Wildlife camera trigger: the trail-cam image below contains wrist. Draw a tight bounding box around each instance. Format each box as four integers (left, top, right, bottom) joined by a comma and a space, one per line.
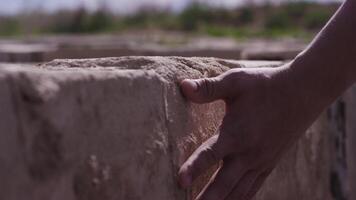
286, 54, 351, 111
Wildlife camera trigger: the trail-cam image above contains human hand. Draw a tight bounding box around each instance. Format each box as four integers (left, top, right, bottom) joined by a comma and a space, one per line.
178, 64, 326, 200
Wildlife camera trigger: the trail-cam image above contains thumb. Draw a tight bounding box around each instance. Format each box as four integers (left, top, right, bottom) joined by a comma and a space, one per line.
180, 77, 227, 103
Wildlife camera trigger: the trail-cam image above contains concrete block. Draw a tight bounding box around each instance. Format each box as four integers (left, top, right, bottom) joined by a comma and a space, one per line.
0, 57, 341, 200
240, 40, 305, 61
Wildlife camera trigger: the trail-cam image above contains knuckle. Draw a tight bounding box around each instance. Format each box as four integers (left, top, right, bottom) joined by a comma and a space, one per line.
197, 78, 219, 99
243, 176, 267, 200
219, 122, 245, 150
223, 68, 247, 82
222, 68, 268, 96
202, 145, 220, 164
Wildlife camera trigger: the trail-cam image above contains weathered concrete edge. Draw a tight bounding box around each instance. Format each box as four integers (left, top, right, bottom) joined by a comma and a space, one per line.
0, 64, 177, 200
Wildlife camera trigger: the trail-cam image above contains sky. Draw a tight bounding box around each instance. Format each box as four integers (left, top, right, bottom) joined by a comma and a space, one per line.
0, 0, 343, 15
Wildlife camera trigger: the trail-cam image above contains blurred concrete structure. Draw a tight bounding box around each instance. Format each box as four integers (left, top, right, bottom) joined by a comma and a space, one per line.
0, 57, 354, 200
240, 40, 306, 60
0, 44, 56, 63
0, 34, 306, 63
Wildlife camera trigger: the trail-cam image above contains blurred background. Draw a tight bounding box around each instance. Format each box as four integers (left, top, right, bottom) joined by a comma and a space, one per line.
0, 0, 344, 63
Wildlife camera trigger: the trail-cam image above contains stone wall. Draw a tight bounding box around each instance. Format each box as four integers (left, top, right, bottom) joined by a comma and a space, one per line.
0, 57, 353, 200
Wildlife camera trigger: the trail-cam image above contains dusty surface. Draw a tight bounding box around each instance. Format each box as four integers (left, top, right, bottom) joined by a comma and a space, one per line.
0, 56, 339, 200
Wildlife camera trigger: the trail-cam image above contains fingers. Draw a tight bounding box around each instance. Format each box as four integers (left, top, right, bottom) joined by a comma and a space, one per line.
224, 170, 259, 200
243, 171, 270, 200
195, 159, 246, 200
180, 76, 228, 103
225, 170, 271, 200
178, 135, 227, 188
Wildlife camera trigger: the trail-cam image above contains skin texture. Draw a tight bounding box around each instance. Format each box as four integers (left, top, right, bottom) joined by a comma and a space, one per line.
178, 0, 356, 199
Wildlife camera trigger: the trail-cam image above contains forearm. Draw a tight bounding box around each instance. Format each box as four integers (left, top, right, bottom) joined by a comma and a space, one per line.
288, 0, 356, 108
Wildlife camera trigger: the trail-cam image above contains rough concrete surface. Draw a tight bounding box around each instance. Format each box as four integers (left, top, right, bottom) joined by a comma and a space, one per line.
0, 56, 342, 200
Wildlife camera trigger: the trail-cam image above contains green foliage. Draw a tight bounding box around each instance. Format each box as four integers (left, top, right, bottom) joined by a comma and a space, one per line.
285, 2, 308, 19
265, 11, 291, 30
48, 8, 114, 33
0, 17, 21, 36
87, 10, 113, 32
69, 8, 89, 33
203, 25, 312, 40
304, 9, 331, 30
179, 3, 212, 31
261, 2, 335, 32
0, 2, 340, 39
119, 10, 179, 31
237, 8, 254, 25
123, 11, 150, 27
